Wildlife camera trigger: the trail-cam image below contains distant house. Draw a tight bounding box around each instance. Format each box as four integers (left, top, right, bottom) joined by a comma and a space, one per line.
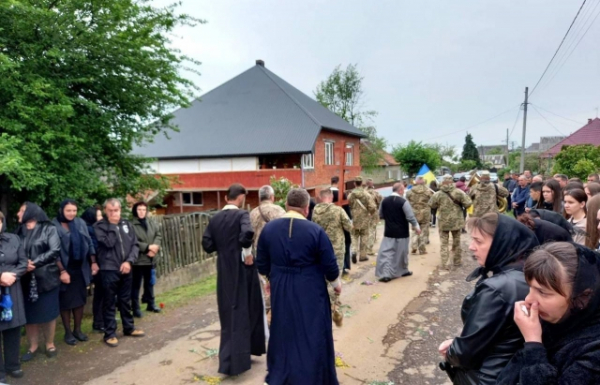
541, 118, 600, 158
525, 136, 565, 154
132, 60, 365, 213
361, 149, 402, 184
477, 144, 507, 157
524, 143, 540, 154
481, 154, 506, 169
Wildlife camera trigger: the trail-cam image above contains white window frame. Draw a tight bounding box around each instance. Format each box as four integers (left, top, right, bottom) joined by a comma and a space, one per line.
181, 191, 204, 206
324, 142, 334, 165
302, 153, 314, 169
345, 144, 354, 166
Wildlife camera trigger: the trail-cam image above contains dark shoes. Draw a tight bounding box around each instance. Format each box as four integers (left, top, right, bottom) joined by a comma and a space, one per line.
401, 271, 413, 277
73, 330, 89, 342
133, 308, 144, 318
93, 325, 105, 334
8, 369, 24, 379
46, 347, 58, 358
146, 305, 162, 313
379, 277, 392, 283
21, 350, 38, 362
351, 252, 357, 264
64, 334, 78, 346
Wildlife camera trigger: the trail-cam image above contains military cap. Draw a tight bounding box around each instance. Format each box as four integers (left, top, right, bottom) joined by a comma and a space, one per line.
355, 176, 363, 182
481, 170, 491, 177
443, 174, 453, 182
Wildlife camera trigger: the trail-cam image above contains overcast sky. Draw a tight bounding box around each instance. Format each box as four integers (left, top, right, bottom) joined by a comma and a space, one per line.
153, 0, 600, 151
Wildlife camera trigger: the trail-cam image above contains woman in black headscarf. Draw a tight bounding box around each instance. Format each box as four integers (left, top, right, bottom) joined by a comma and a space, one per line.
497, 242, 600, 384
530, 209, 573, 233
81, 206, 105, 332
0, 211, 27, 382
438, 213, 539, 385
15, 202, 61, 361
52, 200, 97, 345
517, 213, 572, 245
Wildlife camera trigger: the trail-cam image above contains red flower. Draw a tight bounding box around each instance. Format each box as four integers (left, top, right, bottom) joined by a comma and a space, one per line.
159, 302, 165, 309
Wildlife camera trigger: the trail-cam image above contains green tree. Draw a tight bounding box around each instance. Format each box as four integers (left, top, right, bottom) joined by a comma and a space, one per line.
458, 160, 477, 172
461, 134, 482, 168
392, 141, 441, 176
552, 144, 600, 180
487, 147, 504, 155
0, 0, 201, 218
314, 64, 386, 171
270, 176, 298, 209
508, 152, 540, 173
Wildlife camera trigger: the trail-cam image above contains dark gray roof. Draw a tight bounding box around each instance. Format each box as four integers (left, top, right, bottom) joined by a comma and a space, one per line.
133, 63, 366, 159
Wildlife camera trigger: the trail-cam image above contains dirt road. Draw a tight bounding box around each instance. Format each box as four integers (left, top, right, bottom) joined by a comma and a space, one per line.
15, 225, 474, 385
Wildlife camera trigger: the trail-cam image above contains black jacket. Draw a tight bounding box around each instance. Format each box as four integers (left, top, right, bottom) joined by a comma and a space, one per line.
18, 222, 61, 293
497, 245, 600, 385
52, 217, 96, 289
131, 217, 162, 266
444, 215, 539, 385
0, 232, 28, 331
93, 219, 139, 271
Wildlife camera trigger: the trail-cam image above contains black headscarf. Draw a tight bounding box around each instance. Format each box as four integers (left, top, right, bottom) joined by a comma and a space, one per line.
21, 202, 49, 224
532, 218, 573, 245
132, 201, 148, 231
81, 207, 100, 227
57, 199, 85, 261
542, 244, 600, 348
530, 209, 573, 233
467, 214, 540, 282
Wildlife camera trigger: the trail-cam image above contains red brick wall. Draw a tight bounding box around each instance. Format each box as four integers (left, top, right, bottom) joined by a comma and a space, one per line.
162, 191, 260, 214
304, 129, 361, 194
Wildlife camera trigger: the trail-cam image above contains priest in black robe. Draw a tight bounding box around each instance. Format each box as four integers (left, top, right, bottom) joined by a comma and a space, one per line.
202, 184, 266, 376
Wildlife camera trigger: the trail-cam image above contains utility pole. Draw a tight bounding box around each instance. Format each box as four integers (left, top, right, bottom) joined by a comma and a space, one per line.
505, 128, 509, 169
519, 87, 529, 173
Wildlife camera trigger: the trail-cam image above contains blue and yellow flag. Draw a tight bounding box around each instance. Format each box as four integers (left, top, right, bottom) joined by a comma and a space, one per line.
417, 164, 436, 185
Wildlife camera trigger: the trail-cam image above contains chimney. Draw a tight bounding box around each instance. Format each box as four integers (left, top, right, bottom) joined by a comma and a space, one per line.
256, 59, 265, 67
588, 118, 593, 124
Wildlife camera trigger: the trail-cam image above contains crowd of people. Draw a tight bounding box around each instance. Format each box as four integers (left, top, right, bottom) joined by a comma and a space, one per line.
0, 198, 162, 382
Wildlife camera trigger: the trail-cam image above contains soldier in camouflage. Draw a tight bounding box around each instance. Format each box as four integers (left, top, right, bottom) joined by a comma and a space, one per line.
250, 185, 286, 250
469, 170, 509, 218
405, 176, 433, 254
428, 174, 472, 269
349, 177, 377, 262
366, 178, 383, 256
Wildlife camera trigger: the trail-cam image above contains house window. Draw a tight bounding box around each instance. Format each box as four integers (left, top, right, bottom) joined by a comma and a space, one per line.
302, 153, 314, 169
182, 192, 203, 206
345, 144, 354, 166
324, 142, 334, 165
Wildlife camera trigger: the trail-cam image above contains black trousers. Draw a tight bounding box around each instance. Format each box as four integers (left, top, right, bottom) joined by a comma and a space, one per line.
0, 327, 21, 375
431, 208, 437, 225
101, 270, 134, 340
343, 230, 351, 270
132, 265, 155, 310
92, 274, 104, 329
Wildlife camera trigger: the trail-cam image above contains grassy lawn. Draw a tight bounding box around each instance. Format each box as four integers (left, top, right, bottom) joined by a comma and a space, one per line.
19, 275, 217, 355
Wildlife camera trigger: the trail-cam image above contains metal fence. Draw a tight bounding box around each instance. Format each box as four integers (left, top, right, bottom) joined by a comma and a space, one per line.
149, 211, 217, 277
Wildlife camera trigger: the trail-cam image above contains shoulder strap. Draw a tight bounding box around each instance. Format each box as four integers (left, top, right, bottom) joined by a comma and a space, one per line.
443, 191, 463, 208
258, 205, 270, 223
494, 183, 498, 197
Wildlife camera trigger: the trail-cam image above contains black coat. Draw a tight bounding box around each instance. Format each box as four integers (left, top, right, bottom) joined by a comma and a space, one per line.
52, 217, 96, 289
18, 222, 61, 294
93, 219, 139, 271
444, 215, 539, 385
496, 244, 600, 385
0, 232, 28, 330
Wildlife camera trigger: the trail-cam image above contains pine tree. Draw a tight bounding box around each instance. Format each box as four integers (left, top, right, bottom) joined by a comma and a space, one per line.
461, 134, 482, 168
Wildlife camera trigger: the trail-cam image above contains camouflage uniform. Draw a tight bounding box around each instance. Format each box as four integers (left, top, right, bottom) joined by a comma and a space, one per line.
428, 185, 472, 267
349, 185, 377, 261
469, 182, 508, 218
312, 203, 353, 270
366, 187, 383, 255
406, 184, 433, 254
249, 201, 286, 249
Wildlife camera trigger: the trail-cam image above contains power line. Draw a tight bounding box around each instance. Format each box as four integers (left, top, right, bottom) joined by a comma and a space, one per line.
529, 0, 588, 98
536, 2, 600, 94
424, 105, 520, 141
529, 103, 586, 125
530, 105, 581, 147
508, 107, 522, 138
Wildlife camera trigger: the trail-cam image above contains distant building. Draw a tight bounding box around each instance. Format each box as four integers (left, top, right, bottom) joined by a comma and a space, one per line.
526, 136, 565, 154
361, 148, 401, 184
477, 144, 507, 157
481, 154, 506, 169
524, 143, 540, 154
132, 60, 365, 213
542, 118, 600, 158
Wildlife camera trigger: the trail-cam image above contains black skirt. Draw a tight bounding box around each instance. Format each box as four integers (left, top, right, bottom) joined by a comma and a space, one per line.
59, 260, 87, 311
25, 286, 60, 324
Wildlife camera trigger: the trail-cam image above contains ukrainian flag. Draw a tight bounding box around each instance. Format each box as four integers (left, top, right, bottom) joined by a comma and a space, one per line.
417, 164, 437, 185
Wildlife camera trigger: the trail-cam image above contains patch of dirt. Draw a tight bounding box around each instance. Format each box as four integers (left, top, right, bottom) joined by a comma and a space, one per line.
12, 294, 219, 385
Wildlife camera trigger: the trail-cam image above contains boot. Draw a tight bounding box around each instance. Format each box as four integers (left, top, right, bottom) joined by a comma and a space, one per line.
133, 307, 143, 318
146, 303, 161, 313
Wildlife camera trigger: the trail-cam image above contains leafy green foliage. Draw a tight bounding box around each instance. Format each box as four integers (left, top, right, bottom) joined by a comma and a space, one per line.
552, 144, 600, 180
461, 134, 482, 168
0, 0, 201, 217
314, 64, 386, 171
458, 160, 477, 172
270, 176, 298, 209
391, 141, 441, 176
486, 147, 504, 155
507, 152, 540, 173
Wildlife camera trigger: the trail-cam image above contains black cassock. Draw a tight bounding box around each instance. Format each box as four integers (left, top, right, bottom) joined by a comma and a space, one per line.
202, 208, 266, 376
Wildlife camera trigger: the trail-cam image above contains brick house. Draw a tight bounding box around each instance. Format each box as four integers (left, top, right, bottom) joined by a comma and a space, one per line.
541, 118, 600, 158
132, 60, 365, 213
